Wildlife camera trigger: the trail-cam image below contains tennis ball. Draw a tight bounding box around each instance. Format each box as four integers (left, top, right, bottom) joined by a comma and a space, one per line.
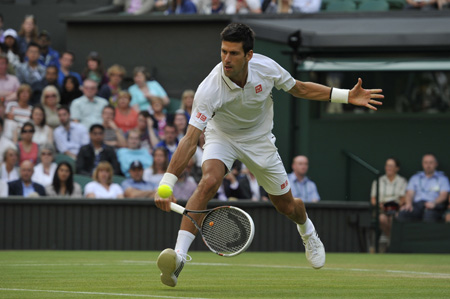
158, 184, 173, 198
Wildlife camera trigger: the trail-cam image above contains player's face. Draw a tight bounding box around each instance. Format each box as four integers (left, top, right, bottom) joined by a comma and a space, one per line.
221, 41, 252, 83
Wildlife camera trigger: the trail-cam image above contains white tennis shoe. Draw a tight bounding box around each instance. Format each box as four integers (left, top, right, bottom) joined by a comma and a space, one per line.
157, 248, 190, 287
302, 231, 326, 269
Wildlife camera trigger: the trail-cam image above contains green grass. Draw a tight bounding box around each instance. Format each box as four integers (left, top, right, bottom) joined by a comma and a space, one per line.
0, 251, 449, 298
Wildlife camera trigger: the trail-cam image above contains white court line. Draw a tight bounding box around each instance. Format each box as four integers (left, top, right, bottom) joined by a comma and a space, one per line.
121, 260, 450, 278
0, 288, 209, 299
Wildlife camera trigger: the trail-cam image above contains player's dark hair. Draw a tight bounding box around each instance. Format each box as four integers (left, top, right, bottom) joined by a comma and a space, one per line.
221, 23, 255, 54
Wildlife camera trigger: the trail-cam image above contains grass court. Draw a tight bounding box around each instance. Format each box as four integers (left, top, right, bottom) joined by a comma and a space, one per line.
1, 251, 449, 298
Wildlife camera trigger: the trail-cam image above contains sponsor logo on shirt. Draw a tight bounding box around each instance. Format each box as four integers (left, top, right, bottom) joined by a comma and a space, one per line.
281, 179, 289, 190
196, 112, 207, 122
255, 84, 262, 94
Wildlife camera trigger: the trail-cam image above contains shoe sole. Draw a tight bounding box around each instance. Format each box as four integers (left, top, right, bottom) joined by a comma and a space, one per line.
157, 249, 177, 287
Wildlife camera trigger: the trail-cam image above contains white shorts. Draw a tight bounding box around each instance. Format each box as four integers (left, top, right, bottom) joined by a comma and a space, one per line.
202, 128, 290, 196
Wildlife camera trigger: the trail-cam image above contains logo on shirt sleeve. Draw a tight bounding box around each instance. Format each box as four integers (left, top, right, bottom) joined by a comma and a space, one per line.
281, 179, 289, 190
255, 84, 262, 94
196, 112, 208, 122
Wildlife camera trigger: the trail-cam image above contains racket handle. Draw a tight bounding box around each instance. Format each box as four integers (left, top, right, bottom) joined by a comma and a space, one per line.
170, 202, 186, 215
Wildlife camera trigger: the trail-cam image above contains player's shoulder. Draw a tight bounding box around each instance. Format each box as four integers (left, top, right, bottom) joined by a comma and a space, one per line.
250, 53, 285, 74
197, 63, 222, 94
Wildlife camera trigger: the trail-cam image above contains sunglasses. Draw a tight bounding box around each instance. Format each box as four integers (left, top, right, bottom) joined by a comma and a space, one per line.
41, 152, 52, 156
22, 130, 35, 133
45, 94, 57, 98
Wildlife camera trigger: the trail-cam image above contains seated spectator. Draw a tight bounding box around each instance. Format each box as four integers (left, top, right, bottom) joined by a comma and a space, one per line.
287, 155, 320, 202
150, 97, 168, 139
196, 0, 229, 14
136, 111, 160, 154
0, 117, 16, 164
40, 65, 60, 90
117, 129, 153, 177
36, 30, 59, 68
113, 0, 155, 14
173, 109, 188, 141
167, 0, 198, 13
223, 160, 252, 200
40, 85, 61, 129
264, 0, 294, 13
398, 154, 450, 222
76, 124, 121, 176
121, 160, 157, 198
17, 121, 39, 165
370, 158, 407, 250
241, 165, 269, 201
0, 179, 7, 196
179, 89, 194, 120
31, 143, 57, 187
16, 42, 45, 105
234, 0, 262, 13
57, 51, 82, 88
46, 161, 82, 197
8, 160, 46, 196
98, 64, 126, 106
3, 29, 21, 72
70, 79, 108, 130
16, 15, 39, 58
173, 158, 197, 200
102, 105, 127, 149
114, 91, 138, 133
53, 106, 89, 160
291, 0, 321, 13
404, 0, 438, 10
155, 124, 178, 161
85, 161, 124, 199
81, 51, 108, 88
5, 83, 32, 126
60, 75, 82, 107
0, 54, 20, 103
129, 66, 169, 112
143, 147, 168, 185
0, 147, 19, 182
30, 105, 53, 146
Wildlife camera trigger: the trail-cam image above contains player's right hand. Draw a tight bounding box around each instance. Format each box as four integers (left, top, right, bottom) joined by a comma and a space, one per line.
154, 193, 177, 212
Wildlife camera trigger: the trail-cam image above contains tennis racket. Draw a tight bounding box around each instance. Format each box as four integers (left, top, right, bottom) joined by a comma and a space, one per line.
170, 202, 255, 257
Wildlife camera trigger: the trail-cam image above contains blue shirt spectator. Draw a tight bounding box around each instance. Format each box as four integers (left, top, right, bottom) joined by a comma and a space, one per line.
406, 171, 450, 203
129, 80, 168, 112
117, 130, 153, 177
288, 173, 320, 203
287, 155, 320, 203
167, 0, 198, 14
54, 107, 89, 159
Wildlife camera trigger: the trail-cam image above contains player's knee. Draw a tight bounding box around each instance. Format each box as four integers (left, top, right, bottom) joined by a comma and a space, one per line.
273, 199, 296, 217
199, 173, 222, 191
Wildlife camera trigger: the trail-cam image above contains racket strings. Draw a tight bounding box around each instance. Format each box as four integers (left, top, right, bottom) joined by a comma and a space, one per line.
201, 208, 252, 255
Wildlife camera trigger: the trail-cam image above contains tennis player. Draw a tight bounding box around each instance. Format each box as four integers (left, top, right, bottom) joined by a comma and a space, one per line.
155, 23, 383, 287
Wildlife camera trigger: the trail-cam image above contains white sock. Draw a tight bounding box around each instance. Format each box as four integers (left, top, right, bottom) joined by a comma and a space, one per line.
174, 230, 196, 256
297, 217, 315, 237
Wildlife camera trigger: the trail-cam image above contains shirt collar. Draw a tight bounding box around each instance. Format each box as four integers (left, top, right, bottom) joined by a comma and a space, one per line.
220, 63, 252, 90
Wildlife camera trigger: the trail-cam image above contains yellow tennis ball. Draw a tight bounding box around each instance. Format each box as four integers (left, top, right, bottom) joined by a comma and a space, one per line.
158, 184, 173, 198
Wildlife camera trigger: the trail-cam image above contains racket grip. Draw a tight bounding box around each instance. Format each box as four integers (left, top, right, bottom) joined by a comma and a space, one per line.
170, 202, 186, 215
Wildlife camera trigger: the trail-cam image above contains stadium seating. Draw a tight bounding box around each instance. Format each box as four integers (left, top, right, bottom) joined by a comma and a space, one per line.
73, 174, 92, 192
358, 0, 390, 11
324, 0, 357, 12
55, 153, 76, 173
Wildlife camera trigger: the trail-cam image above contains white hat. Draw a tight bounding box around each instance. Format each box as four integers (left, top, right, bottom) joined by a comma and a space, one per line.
3, 28, 17, 39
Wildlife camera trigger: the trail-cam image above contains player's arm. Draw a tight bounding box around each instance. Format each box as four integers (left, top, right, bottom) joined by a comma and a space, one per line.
155, 124, 202, 212
288, 78, 384, 111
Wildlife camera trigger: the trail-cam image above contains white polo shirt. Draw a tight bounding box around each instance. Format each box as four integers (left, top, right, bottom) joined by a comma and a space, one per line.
189, 54, 295, 142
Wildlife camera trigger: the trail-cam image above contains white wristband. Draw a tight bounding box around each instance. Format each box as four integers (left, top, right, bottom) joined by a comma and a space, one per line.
330, 88, 349, 104
159, 173, 178, 189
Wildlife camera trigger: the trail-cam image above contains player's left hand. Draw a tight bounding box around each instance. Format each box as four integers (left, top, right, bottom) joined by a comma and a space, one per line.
155, 193, 177, 212
348, 78, 384, 111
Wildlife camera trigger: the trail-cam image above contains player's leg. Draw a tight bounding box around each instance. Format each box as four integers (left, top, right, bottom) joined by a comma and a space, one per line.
268, 191, 325, 269
158, 159, 227, 287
